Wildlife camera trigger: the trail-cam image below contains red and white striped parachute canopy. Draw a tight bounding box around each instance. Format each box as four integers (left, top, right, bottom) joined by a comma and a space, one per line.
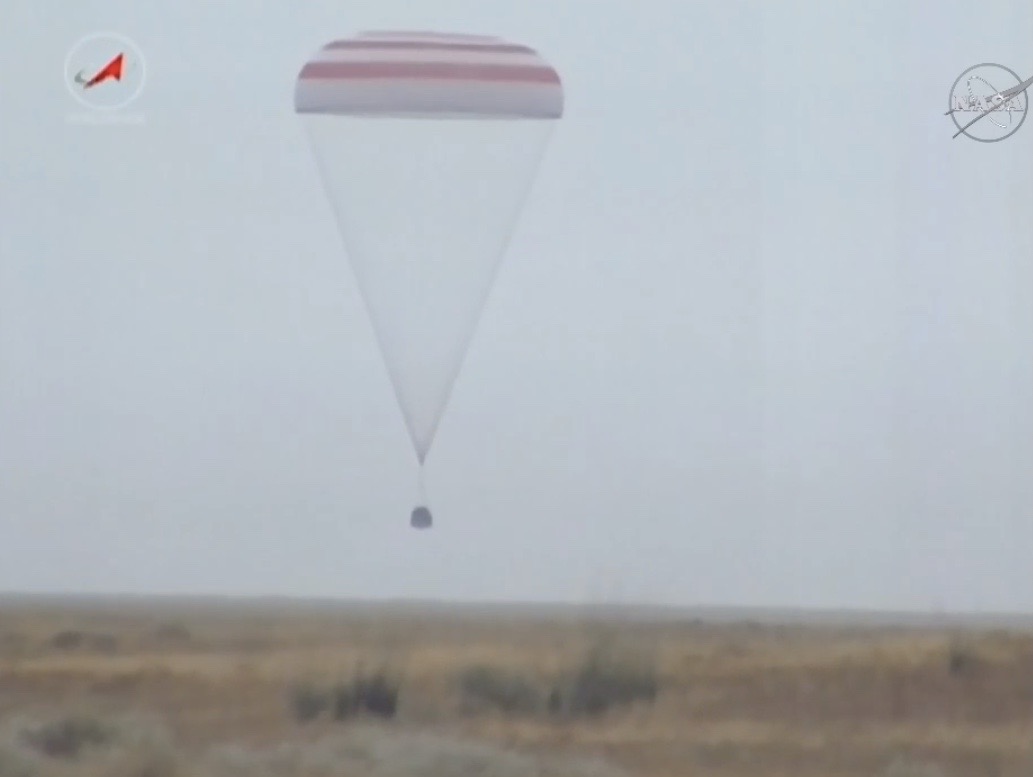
294, 30, 564, 119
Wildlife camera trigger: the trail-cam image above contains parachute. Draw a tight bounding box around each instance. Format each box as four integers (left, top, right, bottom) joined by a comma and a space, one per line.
294, 31, 564, 528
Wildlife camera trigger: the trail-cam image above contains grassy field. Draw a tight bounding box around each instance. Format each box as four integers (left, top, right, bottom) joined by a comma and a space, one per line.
0, 597, 1030, 776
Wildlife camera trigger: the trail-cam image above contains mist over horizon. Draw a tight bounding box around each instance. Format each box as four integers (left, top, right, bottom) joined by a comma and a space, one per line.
2, 0, 1031, 612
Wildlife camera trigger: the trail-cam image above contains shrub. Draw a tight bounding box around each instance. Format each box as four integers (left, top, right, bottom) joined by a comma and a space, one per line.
330, 670, 400, 721
48, 630, 86, 651
457, 665, 543, 715
20, 714, 114, 759
552, 646, 658, 717
946, 641, 978, 676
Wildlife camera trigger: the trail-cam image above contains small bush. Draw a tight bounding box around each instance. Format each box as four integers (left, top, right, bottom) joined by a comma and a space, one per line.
47, 630, 118, 655
20, 714, 114, 759
947, 641, 978, 676
9, 714, 181, 776
458, 665, 543, 715
335, 671, 399, 720
552, 647, 658, 717
289, 683, 330, 723
48, 630, 86, 651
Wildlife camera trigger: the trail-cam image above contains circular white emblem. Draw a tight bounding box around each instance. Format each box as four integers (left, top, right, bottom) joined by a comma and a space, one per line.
947, 63, 1028, 142
64, 32, 146, 112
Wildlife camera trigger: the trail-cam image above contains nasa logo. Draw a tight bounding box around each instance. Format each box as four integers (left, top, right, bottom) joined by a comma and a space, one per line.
946, 63, 1029, 142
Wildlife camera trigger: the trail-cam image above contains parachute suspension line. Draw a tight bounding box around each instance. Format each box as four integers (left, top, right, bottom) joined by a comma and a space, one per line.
302, 129, 418, 457
416, 122, 558, 465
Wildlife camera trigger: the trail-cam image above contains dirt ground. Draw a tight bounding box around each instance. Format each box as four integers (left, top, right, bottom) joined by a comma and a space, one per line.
0, 597, 1030, 777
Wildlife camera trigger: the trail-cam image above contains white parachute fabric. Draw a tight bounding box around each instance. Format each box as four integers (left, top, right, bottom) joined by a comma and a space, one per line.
295, 32, 563, 468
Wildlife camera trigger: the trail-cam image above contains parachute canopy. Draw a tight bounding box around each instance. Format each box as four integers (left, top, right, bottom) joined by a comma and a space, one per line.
293, 32, 564, 478
294, 30, 564, 119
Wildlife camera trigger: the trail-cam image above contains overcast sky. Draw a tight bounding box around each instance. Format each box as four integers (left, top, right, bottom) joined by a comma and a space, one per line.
1, 0, 1031, 612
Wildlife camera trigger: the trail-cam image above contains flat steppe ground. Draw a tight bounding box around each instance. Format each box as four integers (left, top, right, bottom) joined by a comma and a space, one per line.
0, 597, 1030, 777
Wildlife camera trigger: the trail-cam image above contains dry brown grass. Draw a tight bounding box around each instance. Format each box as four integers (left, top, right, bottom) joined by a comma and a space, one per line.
0, 598, 1030, 776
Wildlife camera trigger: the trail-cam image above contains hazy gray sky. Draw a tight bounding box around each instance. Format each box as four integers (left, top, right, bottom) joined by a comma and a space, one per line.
1, 0, 1031, 611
